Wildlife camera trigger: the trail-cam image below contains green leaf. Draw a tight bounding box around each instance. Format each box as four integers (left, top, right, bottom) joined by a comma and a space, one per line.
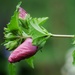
33, 36, 50, 50
29, 18, 48, 39
36, 17, 48, 25
8, 63, 16, 75
26, 57, 34, 68
72, 50, 75, 65
3, 2, 25, 50
16, 1, 22, 11
18, 14, 31, 35
7, 1, 22, 32
7, 11, 20, 31
28, 17, 50, 49
4, 40, 19, 50
4, 33, 17, 40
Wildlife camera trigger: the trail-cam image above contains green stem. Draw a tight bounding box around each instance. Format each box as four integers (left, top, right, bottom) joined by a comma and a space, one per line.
50, 33, 75, 38
8, 63, 16, 75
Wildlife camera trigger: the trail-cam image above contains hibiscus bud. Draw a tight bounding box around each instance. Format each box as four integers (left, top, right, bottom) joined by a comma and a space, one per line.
8, 38, 38, 63
19, 7, 27, 19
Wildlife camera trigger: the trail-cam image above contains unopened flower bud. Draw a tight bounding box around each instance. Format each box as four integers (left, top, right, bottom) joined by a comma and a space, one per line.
8, 38, 38, 63
19, 7, 27, 19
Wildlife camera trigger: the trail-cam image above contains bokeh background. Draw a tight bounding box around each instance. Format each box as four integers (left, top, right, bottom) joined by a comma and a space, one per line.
0, 0, 75, 75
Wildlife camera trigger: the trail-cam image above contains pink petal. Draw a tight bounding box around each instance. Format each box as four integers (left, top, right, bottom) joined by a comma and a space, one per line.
19, 7, 27, 19
8, 38, 37, 63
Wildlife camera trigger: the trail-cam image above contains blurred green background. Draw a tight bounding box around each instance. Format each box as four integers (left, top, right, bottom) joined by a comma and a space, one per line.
0, 0, 75, 75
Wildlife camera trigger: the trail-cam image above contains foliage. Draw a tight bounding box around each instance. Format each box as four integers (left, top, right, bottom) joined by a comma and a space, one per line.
3, 1, 75, 75
3, 2, 50, 68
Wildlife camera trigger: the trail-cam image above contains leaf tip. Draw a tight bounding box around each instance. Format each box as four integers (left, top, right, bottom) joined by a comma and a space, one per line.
16, 1, 22, 11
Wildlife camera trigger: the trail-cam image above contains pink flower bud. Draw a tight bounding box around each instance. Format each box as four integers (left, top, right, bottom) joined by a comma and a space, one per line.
19, 7, 27, 19
8, 38, 38, 63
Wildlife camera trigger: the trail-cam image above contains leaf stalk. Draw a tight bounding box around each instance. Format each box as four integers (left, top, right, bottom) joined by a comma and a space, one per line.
50, 33, 75, 38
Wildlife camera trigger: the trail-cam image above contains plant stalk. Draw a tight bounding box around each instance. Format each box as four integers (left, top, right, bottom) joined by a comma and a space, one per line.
8, 63, 16, 75
50, 34, 75, 38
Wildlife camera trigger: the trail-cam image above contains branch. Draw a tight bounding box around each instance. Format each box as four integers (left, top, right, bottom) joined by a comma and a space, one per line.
50, 34, 75, 38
